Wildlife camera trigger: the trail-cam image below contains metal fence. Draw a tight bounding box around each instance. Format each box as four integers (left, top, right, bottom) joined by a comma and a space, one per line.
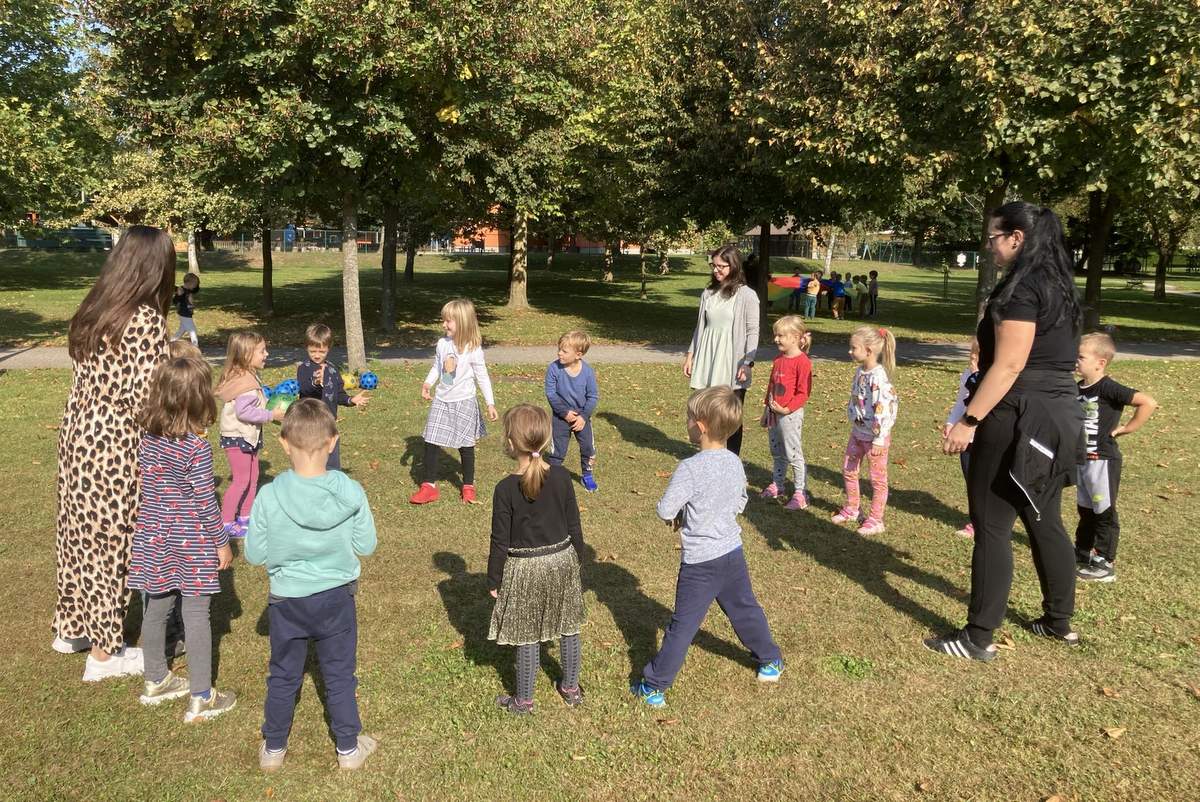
211, 228, 382, 253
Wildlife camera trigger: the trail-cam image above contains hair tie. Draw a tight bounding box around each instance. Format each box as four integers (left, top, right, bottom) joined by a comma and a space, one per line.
878, 328, 887, 337
530, 451, 540, 460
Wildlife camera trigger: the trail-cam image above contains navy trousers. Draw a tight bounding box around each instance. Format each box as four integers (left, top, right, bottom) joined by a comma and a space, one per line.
326, 439, 342, 471
263, 584, 361, 752
642, 547, 781, 690
548, 416, 596, 473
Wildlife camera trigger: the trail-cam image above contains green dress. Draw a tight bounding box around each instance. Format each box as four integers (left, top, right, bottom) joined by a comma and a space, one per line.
690, 291, 737, 389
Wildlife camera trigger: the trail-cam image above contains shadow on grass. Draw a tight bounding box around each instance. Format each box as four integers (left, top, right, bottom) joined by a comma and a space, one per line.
600, 411, 964, 633
433, 552, 515, 693
400, 435, 471, 491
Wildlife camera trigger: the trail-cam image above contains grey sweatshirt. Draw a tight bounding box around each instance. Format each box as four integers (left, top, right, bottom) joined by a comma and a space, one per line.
656, 448, 746, 564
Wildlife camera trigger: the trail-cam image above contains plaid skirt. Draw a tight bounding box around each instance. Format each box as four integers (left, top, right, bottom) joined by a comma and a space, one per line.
423, 396, 486, 448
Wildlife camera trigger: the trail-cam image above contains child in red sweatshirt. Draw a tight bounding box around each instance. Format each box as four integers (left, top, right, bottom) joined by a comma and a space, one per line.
760, 315, 813, 509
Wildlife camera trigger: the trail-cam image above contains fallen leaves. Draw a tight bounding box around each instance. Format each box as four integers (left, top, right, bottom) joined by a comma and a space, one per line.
656, 717, 680, 725
915, 779, 934, 793
994, 632, 1016, 651
654, 470, 671, 478
1102, 726, 1126, 740
446, 640, 463, 650
1099, 686, 1120, 699
369, 459, 381, 471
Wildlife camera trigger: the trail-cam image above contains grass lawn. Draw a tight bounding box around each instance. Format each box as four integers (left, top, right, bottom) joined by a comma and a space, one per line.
4, 249, 1199, 352
2, 359, 1198, 801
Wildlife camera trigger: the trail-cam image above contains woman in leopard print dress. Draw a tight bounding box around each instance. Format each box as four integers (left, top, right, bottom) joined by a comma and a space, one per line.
54, 226, 175, 681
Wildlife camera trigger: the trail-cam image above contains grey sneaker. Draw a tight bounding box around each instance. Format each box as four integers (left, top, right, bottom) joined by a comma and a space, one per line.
259, 742, 287, 773
337, 735, 378, 770
139, 671, 190, 706
183, 688, 237, 722
1077, 559, 1116, 583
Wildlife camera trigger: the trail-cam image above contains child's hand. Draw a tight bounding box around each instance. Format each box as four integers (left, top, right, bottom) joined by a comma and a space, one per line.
486, 404, 499, 421
941, 423, 953, 438
769, 398, 788, 414
683, 353, 693, 378
444, 355, 458, 374
489, 589, 498, 599
736, 365, 749, 383
421, 383, 432, 401
271, 407, 286, 422
667, 512, 683, 532
314, 364, 324, 386
351, 392, 369, 408
1111, 425, 1126, 438
571, 416, 586, 432
870, 444, 886, 457
216, 544, 233, 570
564, 410, 579, 423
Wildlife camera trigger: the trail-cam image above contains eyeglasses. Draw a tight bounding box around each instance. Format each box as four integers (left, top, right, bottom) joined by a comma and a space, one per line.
986, 232, 1011, 243
710, 261, 730, 270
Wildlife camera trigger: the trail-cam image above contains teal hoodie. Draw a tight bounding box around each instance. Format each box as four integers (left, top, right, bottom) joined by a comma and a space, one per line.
245, 469, 377, 598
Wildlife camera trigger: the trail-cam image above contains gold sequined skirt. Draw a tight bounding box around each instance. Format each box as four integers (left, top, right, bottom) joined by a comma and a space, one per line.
488, 540, 585, 646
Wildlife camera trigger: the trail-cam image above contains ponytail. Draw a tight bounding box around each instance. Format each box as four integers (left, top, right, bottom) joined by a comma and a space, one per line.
988, 202, 1081, 333
502, 404, 554, 500
517, 452, 551, 500
852, 325, 897, 381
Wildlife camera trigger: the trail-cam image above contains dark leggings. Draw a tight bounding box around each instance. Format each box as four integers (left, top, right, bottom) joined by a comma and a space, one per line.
423, 442, 475, 485
514, 634, 582, 701
727, 387, 748, 456
964, 396, 1076, 648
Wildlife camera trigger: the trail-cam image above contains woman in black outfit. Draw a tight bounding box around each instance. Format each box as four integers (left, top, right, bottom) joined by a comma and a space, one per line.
926, 202, 1085, 661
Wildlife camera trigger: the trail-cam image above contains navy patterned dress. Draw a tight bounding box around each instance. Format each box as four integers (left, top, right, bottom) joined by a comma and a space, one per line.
128, 433, 228, 596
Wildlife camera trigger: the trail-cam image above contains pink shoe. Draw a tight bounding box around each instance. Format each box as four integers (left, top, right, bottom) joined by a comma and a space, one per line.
857, 519, 885, 536
784, 492, 808, 510
760, 483, 780, 499
955, 522, 975, 538
831, 507, 860, 524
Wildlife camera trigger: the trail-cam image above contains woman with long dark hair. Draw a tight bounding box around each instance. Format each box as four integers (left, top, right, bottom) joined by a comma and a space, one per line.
683, 244, 760, 456
926, 203, 1085, 661
54, 226, 175, 681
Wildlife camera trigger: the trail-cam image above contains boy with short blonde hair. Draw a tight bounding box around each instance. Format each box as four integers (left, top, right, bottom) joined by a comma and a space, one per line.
1074, 333, 1158, 582
544, 330, 600, 492
632, 387, 783, 707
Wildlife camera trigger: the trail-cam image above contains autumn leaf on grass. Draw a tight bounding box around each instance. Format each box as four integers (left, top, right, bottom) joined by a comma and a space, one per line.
1041, 795, 1068, 802
1099, 686, 1120, 699
1156, 494, 1171, 501
1102, 726, 1126, 740
655, 470, 671, 478
915, 779, 933, 793
893, 457, 908, 468
446, 640, 463, 650
656, 718, 680, 725
994, 632, 1016, 650
369, 459, 381, 471
571, 754, 587, 761
631, 489, 644, 495
1186, 684, 1200, 700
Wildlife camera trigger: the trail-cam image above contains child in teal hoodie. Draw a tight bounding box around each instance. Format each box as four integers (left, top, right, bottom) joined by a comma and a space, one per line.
245, 399, 379, 772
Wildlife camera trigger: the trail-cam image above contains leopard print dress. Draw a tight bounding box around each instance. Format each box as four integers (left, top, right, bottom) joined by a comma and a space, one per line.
54, 304, 168, 654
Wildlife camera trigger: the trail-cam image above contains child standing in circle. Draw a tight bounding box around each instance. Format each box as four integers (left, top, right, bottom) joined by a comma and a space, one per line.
632, 387, 783, 708
172, 273, 200, 345
411, 299, 498, 505
296, 323, 369, 471
488, 404, 587, 714
215, 332, 284, 537
129, 355, 237, 721
833, 326, 898, 536
544, 330, 600, 492
944, 338, 980, 537
760, 316, 813, 509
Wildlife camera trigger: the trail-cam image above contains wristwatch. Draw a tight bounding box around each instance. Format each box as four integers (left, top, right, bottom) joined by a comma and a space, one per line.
962, 413, 982, 427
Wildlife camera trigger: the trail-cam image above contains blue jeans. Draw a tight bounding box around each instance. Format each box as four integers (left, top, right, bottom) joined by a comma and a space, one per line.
548, 416, 596, 474
642, 547, 780, 690
803, 294, 818, 318
263, 584, 361, 751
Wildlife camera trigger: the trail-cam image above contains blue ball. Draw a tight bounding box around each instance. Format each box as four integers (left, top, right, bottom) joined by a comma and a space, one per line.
358, 371, 379, 390
276, 378, 299, 397
262, 384, 274, 400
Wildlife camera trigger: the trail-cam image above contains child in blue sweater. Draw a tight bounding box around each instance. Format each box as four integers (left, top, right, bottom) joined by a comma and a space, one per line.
246, 399, 378, 772
544, 330, 600, 492
296, 323, 369, 470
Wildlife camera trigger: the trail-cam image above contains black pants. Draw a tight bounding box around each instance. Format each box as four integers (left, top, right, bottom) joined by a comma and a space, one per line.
1075, 457, 1122, 562
424, 442, 476, 485
966, 396, 1076, 641
727, 387, 748, 457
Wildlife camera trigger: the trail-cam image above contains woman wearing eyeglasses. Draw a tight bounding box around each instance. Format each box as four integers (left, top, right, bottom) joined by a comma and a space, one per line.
682, 245, 761, 456
926, 202, 1085, 661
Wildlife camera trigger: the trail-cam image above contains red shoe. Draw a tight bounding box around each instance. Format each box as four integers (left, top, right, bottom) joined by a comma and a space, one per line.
461, 484, 477, 504
409, 483, 439, 504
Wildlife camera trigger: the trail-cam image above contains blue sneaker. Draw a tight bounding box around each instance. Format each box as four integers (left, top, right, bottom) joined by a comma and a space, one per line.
581, 473, 598, 493
631, 680, 666, 708
757, 659, 784, 682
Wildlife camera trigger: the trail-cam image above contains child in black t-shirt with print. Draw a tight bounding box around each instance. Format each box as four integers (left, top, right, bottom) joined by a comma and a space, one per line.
1074, 333, 1158, 582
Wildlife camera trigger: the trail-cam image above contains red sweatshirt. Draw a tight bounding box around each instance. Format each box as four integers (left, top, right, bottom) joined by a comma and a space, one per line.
765, 352, 812, 413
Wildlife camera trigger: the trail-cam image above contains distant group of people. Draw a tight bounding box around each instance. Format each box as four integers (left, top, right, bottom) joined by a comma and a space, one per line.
778, 269, 880, 319
49, 203, 1160, 773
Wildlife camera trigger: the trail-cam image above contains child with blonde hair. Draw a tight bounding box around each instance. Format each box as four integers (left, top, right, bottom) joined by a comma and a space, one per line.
411, 299, 498, 504
130, 355, 236, 720
544, 330, 600, 492
487, 404, 587, 714
760, 315, 813, 509
632, 387, 783, 708
833, 326, 898, 536
215, 332, 284, 537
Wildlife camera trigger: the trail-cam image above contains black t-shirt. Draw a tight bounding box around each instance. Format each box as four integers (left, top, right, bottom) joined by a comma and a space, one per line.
1078, 376, 1136, 459
174, 288, 195, 318
977, 270, 1077, 378
488, 464, 585, 589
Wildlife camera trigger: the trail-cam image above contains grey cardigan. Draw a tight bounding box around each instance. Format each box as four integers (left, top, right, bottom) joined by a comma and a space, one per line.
688, 284, 760, 390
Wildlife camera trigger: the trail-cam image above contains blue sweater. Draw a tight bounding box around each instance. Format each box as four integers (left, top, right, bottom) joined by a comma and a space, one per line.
544, 360, 599, 421
297, 359, 353, 417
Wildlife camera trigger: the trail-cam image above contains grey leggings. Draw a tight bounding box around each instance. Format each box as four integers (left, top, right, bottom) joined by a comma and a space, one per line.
143, 593, 212, 694
515, 634, 581, 701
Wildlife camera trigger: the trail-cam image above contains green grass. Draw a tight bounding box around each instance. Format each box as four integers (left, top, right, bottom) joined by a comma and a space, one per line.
2, 359, 1198, 800
4, 249, 1198, 351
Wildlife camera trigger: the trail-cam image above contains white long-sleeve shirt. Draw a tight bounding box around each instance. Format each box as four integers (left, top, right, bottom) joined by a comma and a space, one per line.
847, 364, 898, 446
423, 337, 496, 406
946, 366, 974, 426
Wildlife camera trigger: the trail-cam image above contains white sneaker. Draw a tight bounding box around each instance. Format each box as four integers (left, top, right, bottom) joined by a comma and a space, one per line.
52, 634, 91, 654
82, 646, 144, 682
337, 735, 378, 770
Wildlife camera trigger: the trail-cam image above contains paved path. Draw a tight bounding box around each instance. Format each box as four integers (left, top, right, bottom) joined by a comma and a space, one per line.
3, 339, 1198, 370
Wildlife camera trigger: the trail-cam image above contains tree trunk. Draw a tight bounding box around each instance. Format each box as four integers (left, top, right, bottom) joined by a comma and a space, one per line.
379, 203, 398, 332
260, 224, 274, 316
602, 242, 614, 282
187, 230, 200, 274
912, 229, 926, 266
1154, 247, 1173, 302
975, 179, 1010, 316
341, 189, 367, 371
508, 209, 529, 309
639, 249, 648, 299
758, 221, 771, 334
1084, 189, 1119, 331
659, 249, 669, 274
823, 229, 836, 274
404, 229, 417, 283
